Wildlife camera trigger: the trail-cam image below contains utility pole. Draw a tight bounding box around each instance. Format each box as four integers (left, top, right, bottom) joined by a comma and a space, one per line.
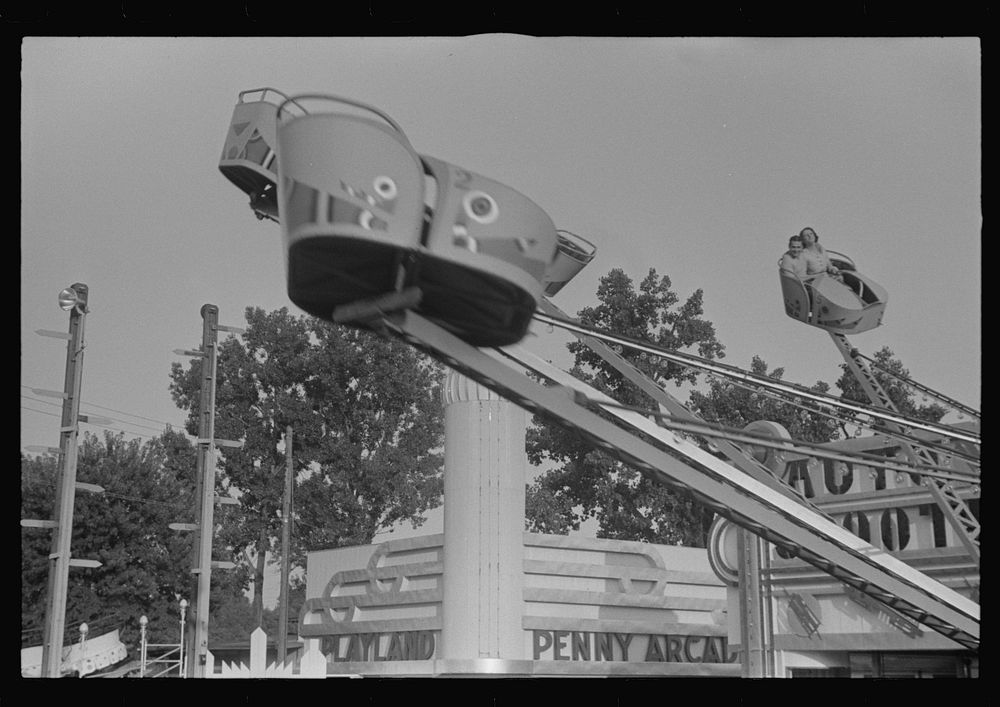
190, 303, 220, 678
39, 284, 88, 677
174, 304, 243, 677
277, 426, 293, 663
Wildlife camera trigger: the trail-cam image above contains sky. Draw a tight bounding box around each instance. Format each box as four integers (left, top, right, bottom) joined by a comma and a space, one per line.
21, 35, 981, 451
20, 35, 980, 606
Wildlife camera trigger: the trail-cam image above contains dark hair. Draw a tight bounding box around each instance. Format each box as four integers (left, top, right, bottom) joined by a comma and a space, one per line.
799, 227, 818, 241
788, 235, 803, 245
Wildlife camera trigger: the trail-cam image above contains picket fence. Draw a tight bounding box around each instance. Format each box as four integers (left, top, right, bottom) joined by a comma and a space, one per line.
206, 627, 329, 678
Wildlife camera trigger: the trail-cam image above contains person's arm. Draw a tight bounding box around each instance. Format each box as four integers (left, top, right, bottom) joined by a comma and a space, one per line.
817, 243, 840, 275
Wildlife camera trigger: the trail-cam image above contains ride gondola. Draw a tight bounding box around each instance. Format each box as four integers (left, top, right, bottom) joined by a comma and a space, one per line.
779, 251, 887, 334
218, 87, 306, 222
220, 90, 597, 347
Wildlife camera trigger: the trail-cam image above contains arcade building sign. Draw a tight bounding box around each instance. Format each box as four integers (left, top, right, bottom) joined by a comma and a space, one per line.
532, 630, 736, 664
318, 630, 736, 664
321, 632, 436, 662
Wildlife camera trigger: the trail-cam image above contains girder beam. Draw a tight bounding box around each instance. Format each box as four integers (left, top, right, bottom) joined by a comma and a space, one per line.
829, 332, 980, 566
382, 310, 979, 650
539, 299, 821, 512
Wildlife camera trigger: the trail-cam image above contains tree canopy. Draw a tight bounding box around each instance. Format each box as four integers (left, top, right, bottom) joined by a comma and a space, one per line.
526, 268, 725, 546
20, 429, 209, 649
687, 347, 950, 450
523, 266, 953, 548
835, 345, 947, 425
687, 355, 838, 444
22, 285, 956, 655
168, 307, 445, 625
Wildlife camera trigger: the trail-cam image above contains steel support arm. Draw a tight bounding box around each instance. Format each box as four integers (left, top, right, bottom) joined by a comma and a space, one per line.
383, 310, 979, 650
828, 332, 980, 566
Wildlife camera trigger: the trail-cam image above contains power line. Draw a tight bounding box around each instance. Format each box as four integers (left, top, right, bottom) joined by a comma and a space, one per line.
100, 490, 190, 510
703, 377, 980, 466
20, 385, 184, 429
574, 395, 978, 484
81, 399, 183, 427
498, 338, 978, 482
21, 407, 164, 446
855, 351, 980, 419
21, 400, 166, 435
21, 392, 193, 449
532, 311, 980, 446
20, 404, 62, 419
21, 394, 162, 429
23, 479, 192, 509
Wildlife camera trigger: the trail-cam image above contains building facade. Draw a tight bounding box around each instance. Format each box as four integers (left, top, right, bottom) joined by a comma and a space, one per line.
709, 429, 979, 677
298, 372, 735, 677
300, 532, 736, 677
298, 373, 978, 677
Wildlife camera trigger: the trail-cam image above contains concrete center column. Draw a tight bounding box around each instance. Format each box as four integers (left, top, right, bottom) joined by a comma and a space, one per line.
440, 371, 527, 660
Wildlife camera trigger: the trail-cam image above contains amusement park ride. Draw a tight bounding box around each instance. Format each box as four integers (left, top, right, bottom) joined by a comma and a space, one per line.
218, 88, 980, 660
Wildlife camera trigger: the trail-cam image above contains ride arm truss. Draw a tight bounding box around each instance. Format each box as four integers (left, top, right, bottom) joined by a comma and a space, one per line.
538, 299, 825, 514
379, 308, 978, 651
829, 332, 981, 566
532, 311, 980, 448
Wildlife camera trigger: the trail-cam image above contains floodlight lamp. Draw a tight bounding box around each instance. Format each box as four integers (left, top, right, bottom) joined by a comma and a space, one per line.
58, 288, 80, 311
58, 283, 89, 313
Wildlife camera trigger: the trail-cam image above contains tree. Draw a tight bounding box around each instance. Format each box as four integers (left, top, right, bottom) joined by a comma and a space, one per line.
206, 576, 307, 645
205, 593, 265, 645
835, 346, 947, 424
20, 429, 205, 649
526, 268, 725, 546
168, 307, 444, 628
687, 355, 839, 444
206, 576, 307, 644
687, 347, 949, 448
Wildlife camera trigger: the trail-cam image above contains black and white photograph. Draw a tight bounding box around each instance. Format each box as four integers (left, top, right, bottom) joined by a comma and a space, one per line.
20, 35, 979, 680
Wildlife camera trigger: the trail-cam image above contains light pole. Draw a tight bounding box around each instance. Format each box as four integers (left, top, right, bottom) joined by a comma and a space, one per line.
78, 623, 89, 678
277, 426, 292, 664
40, 283, 89, 678
139, 616, 148, 677
178, 599, 188, 678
